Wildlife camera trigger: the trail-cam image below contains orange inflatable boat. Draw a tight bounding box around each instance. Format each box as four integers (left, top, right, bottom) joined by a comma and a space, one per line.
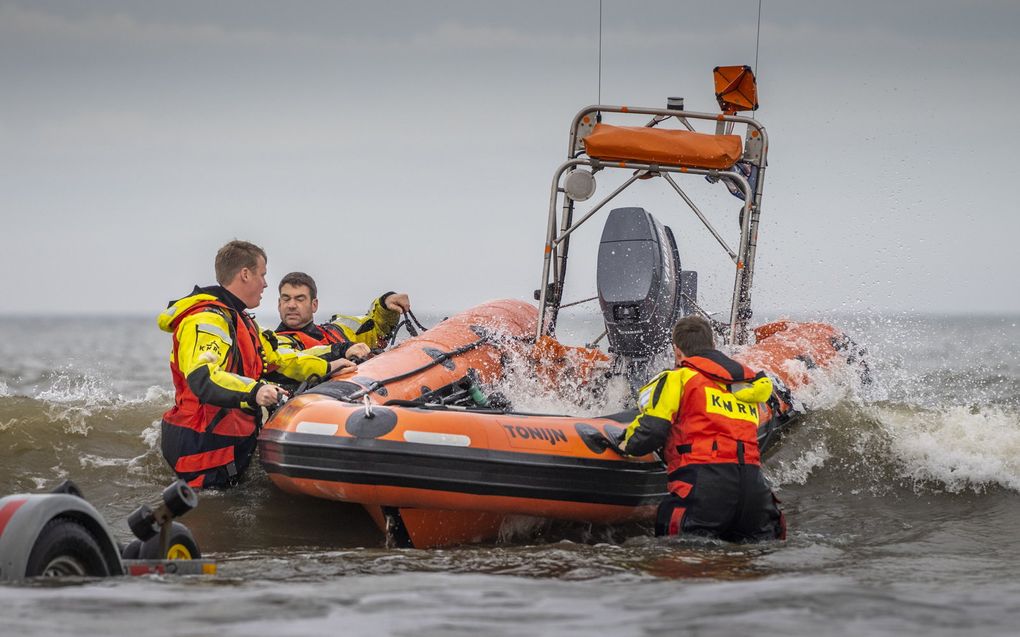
259, 68, 865, 547
260, 303, 849, 548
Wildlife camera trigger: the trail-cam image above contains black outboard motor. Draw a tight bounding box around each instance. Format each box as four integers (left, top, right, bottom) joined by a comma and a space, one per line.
597, 207, 696, 391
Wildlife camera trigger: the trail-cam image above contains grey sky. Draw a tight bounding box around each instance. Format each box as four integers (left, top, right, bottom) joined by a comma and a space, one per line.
2, 1, 1018, 321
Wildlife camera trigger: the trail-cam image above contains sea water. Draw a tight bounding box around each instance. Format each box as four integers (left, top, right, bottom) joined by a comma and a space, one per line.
0, 312, 1018, 636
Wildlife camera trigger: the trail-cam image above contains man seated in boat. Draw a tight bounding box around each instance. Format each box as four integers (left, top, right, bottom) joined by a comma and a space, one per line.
617, 316, 786, 542
158, 241, 355, 489
274, 271, 412, 362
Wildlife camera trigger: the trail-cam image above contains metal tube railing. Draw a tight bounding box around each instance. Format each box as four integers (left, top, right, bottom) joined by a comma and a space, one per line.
553, 174, 641, 247
537, 159, 587, 339
662, 173, 738, 262
538, 104, 769, 345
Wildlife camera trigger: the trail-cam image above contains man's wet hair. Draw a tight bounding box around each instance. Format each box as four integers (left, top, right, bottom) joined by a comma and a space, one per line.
672, 316, 715, 355
215, 240, 266, 286
279, 271, 318, 300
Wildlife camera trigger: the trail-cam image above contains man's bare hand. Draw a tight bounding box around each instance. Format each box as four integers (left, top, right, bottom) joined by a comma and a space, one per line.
329, 358, 357, 375
256, 384, 289, 407
385, 293, 411, 313
346, 343, 372, 360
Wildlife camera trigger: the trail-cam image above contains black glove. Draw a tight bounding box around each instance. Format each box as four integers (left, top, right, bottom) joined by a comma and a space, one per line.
597, 432, 627, 455
320, 342, 351, 362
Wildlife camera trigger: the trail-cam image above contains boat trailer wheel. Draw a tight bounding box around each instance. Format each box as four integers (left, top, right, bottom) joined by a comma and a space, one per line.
122, 521, 201, 560
40, 555, 88, 577
25, 517, 112, 578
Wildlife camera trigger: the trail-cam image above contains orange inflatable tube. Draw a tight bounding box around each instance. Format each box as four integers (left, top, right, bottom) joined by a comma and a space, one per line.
259, 301, 852, 547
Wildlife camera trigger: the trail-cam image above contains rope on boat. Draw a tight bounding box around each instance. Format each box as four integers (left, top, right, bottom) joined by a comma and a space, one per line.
346, 335, 492, 402
381, 309, 431, 350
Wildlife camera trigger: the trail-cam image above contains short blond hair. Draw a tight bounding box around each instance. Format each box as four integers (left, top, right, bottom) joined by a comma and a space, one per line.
215, 240, 266, 285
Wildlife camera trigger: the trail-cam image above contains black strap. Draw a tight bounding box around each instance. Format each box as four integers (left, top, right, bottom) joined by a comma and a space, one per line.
674, 440, 747, 463
203, 407, 231, 434
651, 373, 668, 408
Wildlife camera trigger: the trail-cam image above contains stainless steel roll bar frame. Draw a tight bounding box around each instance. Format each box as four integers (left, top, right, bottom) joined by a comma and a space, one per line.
536, 104, 769, 346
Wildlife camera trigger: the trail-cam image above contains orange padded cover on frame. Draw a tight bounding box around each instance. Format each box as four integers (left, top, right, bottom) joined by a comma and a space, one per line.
582, 124, 742, 170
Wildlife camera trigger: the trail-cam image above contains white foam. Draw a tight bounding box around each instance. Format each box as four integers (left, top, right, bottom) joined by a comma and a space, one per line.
772, 443, 831, 486
78, 453, 132, 469
142, 385, 174, 403
874, 404, 1020, 493
36, 370, 116, 406
140, 420, 161, 449
492, 335, 631, 417
124, 434, 164, 473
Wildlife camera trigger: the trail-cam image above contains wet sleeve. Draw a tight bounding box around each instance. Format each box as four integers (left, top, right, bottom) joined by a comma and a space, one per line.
328, 293, 400, 349
620, 370, 685, 456
175, 313, 260, 410
261, 328, 330, 381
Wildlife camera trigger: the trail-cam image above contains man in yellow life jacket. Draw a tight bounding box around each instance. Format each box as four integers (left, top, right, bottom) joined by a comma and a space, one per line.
618, 316, 786, 542
158, 241, 355, 489
274, 271, 411, 361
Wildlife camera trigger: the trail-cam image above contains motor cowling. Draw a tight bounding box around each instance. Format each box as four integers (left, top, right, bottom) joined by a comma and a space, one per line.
597, 207, 687, 363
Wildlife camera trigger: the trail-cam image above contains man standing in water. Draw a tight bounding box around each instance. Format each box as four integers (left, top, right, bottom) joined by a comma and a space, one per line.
158, 241, 354, 489
274, 271, 411, 360
618, 316, 785, 541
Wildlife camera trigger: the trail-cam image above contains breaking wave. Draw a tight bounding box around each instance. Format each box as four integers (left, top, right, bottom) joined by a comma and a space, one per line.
766, 314, 1020, 496
0, 313, 1017, 540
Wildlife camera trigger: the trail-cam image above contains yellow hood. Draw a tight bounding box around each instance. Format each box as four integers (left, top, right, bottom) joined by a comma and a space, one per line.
732, 375, 773, 404
157, 293, 219, 333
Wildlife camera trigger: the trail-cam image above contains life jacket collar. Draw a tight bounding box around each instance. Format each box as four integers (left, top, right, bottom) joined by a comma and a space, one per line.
274, 320, 323, 340
681, 349, 756, 383
158, 285, 248, 333
681, 349, 773, 403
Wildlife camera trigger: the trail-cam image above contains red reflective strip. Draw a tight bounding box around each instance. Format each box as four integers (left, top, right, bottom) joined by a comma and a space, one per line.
320, 324, 350, 346
187, 475, 206, 488
127, 563, 166, 576
175, 446, 235, 473
0, 499, 27, 537
668, 507, 686, 536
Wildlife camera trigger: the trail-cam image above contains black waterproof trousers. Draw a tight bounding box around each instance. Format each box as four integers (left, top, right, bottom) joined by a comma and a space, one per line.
655, 463, 785, 542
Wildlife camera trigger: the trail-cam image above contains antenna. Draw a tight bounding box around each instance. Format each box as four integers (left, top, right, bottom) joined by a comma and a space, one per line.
598, 0, 603, 105
754, 0, 762, 79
